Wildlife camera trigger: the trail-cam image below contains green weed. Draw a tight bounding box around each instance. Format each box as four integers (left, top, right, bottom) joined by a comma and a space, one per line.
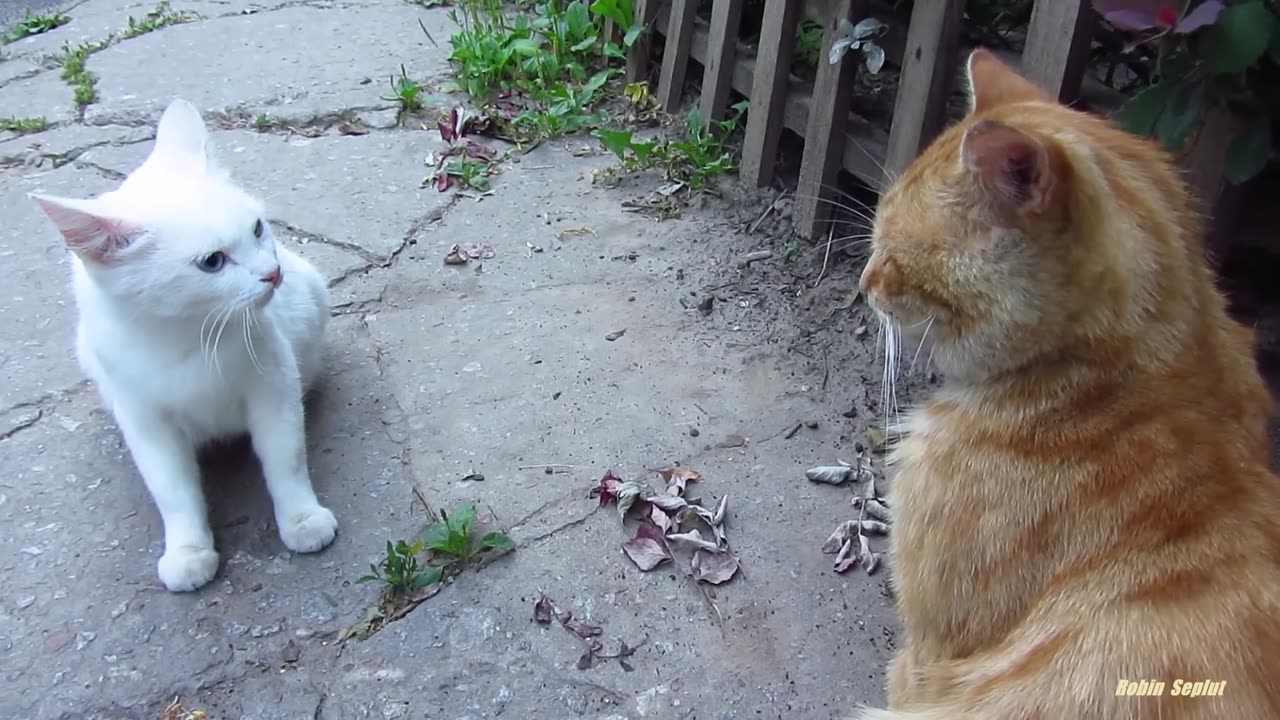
252, 113, 271, 131
423, 502, 514, 559
594, 100, 748, 190
382, 64, 426, 122
358, 540, 440, 596
57, 39, 109, 108
442, 156, 493, 191
437, 0, 644, 141
357, 502, 513, 599
121, 1, 194, 39
5, 10, 70, 43
0, 115, 48, 133
793, 20, 823, 68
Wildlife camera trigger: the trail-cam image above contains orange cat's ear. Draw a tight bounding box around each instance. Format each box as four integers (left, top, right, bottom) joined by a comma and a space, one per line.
966, 48, 1053, 113
960, 119, 1055, 215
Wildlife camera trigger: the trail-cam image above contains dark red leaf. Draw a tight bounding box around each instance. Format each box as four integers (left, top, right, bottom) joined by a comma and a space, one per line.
533, 595, 554, 624
434, 170, 451, 192
438, 119, 455, 143
464, 141, 496, 160
590, 470, 625, 506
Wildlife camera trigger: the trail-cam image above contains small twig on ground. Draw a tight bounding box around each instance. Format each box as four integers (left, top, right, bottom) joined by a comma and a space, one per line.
821, 347, 831, 392
518, 463, 579, 470
784, 421, 804, 440
748, 196, 780, 234
736, 250, 773, 268
813, 225, 835, 289
413, 486, 438, 522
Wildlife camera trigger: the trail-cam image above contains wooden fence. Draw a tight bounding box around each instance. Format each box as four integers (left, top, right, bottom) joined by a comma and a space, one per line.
615, 0, 1234, 245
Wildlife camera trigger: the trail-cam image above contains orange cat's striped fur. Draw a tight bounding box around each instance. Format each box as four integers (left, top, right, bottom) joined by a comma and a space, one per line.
853, 49, 1280, 719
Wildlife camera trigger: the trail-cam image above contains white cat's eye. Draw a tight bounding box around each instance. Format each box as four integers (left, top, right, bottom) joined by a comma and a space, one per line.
253, 219, 264, 238
196, 252, 227, 273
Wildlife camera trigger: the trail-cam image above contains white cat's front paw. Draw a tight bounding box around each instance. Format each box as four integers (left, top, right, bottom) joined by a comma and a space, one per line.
157, 545, 220, 592
279, 505, 338, 553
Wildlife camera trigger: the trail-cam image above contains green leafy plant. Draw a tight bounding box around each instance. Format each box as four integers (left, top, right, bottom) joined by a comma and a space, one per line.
423, 502, 515, 558
793, 20, 824, 68
509, 67, 610, 140
356, 502, 513, 600
594, 100, 749, 190
1093, 0, 1279, 183
0, 115, 48, 133
57, 39, 109, 108
121, 1, 193, 39
438, 0, 645, 141
252, 113, 271, 131
442, 156, 494, 190
382, 64, 426, 122
5, 10, 70, 43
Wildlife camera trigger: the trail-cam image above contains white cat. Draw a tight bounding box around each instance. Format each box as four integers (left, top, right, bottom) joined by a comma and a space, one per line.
30, 99, 338, 592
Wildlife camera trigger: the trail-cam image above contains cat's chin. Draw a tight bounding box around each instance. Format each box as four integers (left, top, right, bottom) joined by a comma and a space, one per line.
253, 289, 276, 308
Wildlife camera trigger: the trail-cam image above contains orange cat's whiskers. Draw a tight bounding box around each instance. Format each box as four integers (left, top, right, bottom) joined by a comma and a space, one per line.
878, 311, 903, 433
909, 315, 935, 374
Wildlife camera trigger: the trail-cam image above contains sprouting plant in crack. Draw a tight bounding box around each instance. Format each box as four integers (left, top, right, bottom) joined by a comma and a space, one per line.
382, 64, 425, 122
423, 502, 513, 559
252, 113, 271, 131
5, 10, 70, 43
57, 39, 109, 108
121, 1, 195, 39
357, 539, 441, 596
0, 115, 48, 134
356, 503, 513, 598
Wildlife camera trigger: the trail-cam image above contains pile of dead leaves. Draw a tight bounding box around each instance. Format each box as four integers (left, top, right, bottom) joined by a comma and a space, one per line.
811, 445, 892, 575
589, 467, 740, 585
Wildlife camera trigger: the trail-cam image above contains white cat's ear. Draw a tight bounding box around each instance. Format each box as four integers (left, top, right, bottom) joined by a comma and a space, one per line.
30, 193, 143, 264
150, 98, 209, 171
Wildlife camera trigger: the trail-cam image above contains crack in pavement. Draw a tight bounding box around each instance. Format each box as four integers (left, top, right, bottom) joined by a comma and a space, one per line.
0, 408, 44, 441
0, 132, 155, 172
2, 379, 92, 418
516, 504, 602, 548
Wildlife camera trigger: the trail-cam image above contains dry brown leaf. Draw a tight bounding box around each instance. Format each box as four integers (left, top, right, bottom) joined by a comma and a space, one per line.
533, 595, 554, 624
691, 549, 740, 584
833, 537, 858, 573
659, 467, 701, 496
622, 522, 672, 571
666, 529, 721, 552
822, 521, 858, 554
806, 466, 853, 485
858, 534, 881, 574
711, 494, 729, 526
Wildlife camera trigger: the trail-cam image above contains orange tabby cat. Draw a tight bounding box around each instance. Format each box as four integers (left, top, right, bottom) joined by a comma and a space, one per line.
853, 48, 1280, 719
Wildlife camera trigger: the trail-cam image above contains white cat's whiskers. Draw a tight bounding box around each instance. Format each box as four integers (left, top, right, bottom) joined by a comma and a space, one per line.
209, 304, 238, 378
242, 307, 264, 375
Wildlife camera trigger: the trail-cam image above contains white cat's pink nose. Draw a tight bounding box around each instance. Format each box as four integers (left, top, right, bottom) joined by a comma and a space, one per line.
262, 266, 282, 288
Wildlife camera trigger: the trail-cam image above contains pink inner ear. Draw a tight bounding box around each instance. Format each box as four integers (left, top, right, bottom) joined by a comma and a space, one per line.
33, 196, 143, 263
961, 120, 1052, 213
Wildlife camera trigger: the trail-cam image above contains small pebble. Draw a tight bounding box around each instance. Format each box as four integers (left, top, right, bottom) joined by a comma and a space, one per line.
689, 427, 700, 437
805, 420, 819, 429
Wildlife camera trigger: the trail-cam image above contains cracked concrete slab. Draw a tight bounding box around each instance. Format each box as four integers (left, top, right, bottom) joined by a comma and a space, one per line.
0, 0, 899, 717
0, 122, 153, 167
82, 3, 457, 126
80, 128, 454, 260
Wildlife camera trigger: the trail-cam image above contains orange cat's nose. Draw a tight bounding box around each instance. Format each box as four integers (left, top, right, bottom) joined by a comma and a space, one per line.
859, 260, 880, 299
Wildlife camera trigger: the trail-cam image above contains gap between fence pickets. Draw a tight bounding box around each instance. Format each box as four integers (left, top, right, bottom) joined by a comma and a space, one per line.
643, 0, 1134, 232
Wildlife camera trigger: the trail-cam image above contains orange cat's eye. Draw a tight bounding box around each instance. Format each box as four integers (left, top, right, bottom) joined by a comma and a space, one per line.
253, 219, 264, 238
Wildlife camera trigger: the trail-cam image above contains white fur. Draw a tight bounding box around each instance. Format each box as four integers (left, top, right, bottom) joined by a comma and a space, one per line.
31, 99, 336, 592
